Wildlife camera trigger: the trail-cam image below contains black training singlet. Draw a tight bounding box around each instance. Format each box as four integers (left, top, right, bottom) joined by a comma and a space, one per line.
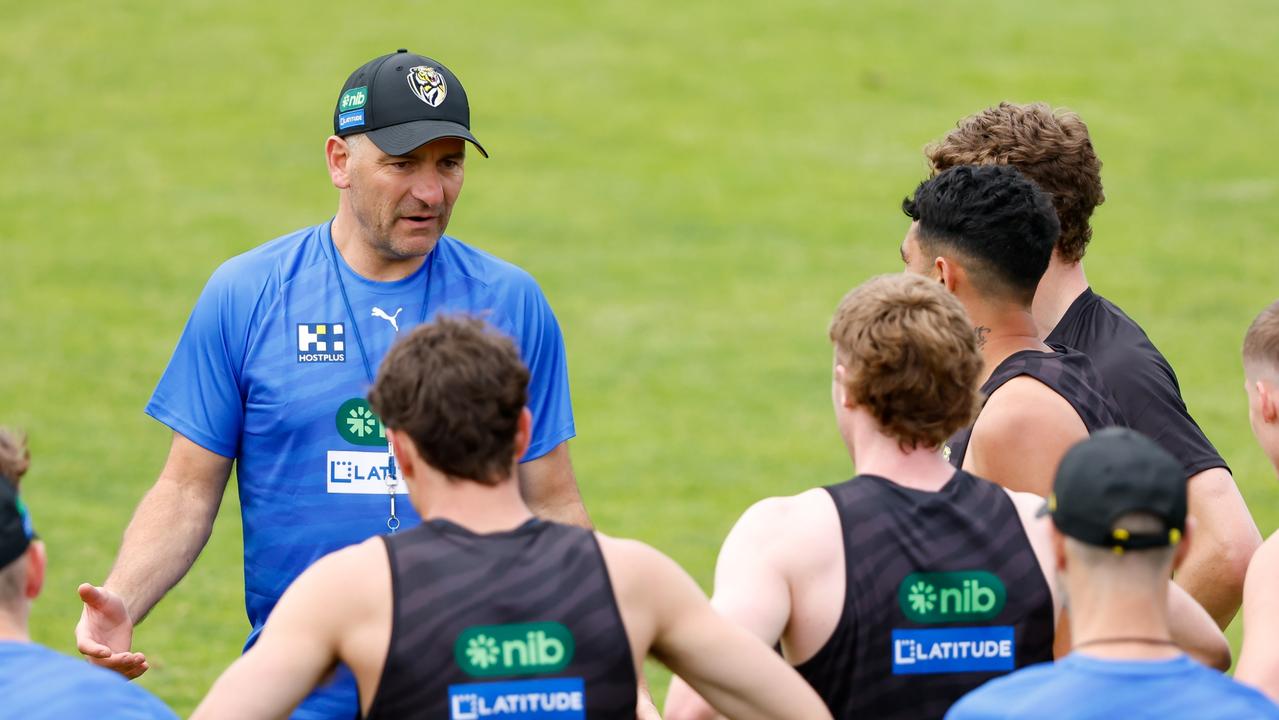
946, 343, 1125, 468
363, 518, 637, 720
795, 471, 1055, 720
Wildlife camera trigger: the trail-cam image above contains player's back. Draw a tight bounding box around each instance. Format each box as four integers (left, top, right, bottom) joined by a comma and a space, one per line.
946, 344, 1125, 468
0, 641, 177, 719
794, 470, 1054, 720
1046, 288, 1224, 475
946, 653, 1279, 719
364, 517, 636, 719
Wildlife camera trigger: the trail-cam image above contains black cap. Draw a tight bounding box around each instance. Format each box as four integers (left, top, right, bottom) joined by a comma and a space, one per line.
1042, 427, 1186, 551
0, 479, 35, 568
333, 49, 488, 158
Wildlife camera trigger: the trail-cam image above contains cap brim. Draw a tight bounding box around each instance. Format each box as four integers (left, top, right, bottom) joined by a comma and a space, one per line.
366, 120, 488, 158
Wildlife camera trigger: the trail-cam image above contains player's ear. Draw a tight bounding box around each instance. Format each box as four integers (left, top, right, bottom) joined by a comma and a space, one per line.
25, 540, 46, 601
387, 429, 415, 480
936, 257, 959, 293
1049, 522, 1068, 573
1171, 516, 1194, 571
512, 408, 533, 461
834, 365, 855, 409
1259, 380, 1278, 424
326, 135, 354, 190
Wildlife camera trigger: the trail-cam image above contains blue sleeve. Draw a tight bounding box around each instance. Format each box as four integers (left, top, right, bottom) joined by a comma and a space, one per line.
144, 262, 261, 459
512, 279, 575, 462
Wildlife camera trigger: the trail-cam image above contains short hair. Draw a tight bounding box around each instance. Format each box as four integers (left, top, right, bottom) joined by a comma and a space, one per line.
902, 164, 1059, 305
0, 429, 28, 487
1244, 300, 1279, 370
926, 102, 1104, 264
829, 274, 982, 449
368, 315, 529, 486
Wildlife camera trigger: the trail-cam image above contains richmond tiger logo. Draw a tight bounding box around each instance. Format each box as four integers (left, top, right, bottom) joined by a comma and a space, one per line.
407, 65, 447, 107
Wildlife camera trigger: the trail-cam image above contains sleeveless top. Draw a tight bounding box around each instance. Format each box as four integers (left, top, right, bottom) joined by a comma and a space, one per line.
947, 344, 1125, 468
363, 518, 637, 719
795, 471, 1055, 719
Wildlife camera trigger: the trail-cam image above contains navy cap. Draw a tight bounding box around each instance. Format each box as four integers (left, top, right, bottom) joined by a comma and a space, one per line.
0, 479, 35, 568
1042, 427, 1187, 551
334, 49, 488, 157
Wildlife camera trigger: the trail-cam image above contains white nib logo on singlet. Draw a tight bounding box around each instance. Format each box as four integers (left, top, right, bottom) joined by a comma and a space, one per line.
371, 307, 404, 332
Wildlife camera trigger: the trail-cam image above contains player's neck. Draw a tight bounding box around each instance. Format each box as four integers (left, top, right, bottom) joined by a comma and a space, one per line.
1065, 571, 1180, 661
1031, 255, 1090, 338
848, 412, 954, 491
0, 609, 30, 642
965, 300, 1048, 381
330, 210, 428, 282
413, 471, 535, 534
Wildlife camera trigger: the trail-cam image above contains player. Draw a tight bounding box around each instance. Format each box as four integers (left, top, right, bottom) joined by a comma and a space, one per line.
0, 429, 176, 719
1235, 300, 1279, 703
190, 315, 832, 720
925, 101, 1259, 627
76, 50, 587, 719
901, 164, 1123, 497
947, 429, 1264, 719
664, 275, 1224, 720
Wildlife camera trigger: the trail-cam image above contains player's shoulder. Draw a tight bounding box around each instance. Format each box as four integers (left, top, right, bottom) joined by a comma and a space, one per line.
435, 234, 543, 295
0, 644, 176, 717
1249, 530, 1279, 574
944, 662, 1058, 719
980, 375, 1080, 433
205, 223, 329, 296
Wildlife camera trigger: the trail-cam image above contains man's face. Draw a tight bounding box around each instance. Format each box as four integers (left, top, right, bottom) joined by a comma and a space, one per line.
900, 222, 938, 279
343, 136, 466, 260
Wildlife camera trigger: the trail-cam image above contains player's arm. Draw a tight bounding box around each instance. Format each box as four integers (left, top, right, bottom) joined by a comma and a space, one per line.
1167, 576, 1230, 670
192, 540, 384, 719
604, 537, 829, 720
965, 377, 1088, 497
1175, 466, 1260, 628
76, 432, 232, 678
664, 497, 818, 720
1235, 536, 1279, 699
518, 441, 591, 528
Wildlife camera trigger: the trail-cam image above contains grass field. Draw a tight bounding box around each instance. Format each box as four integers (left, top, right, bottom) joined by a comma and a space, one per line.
3, 0, 1278, 714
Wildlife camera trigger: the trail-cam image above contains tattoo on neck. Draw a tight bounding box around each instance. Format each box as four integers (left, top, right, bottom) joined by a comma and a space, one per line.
975, 326, 991, 348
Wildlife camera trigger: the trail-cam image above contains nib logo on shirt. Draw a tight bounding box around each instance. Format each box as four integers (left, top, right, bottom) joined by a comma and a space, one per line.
336, 398, 386, 446
455, 622, 575, 677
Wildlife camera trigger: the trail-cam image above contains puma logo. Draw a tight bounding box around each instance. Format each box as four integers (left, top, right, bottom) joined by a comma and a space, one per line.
371, 307, 404, 332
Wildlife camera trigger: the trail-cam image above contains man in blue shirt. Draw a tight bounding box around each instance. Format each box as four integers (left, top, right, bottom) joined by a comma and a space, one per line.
73, 50, 587, 719
0, 429, 176, 719
947, 429, 1276, 720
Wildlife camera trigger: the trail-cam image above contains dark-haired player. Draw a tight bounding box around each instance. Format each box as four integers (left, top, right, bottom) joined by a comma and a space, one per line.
192, 316, 831, 720
925, 102, 1259, 627
901, 164, 1123, 498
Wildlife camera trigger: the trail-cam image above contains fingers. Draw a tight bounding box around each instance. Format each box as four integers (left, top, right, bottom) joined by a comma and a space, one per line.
86, 651, 150, 679
76, 634, 113, 659
78, 582, 106, 608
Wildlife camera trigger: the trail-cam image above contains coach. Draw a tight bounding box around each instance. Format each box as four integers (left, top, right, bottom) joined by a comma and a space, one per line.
74, 50, 587, 719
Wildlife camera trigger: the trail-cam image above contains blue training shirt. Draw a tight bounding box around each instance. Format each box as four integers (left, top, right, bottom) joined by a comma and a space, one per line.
145, 221, 575, 718
946, 653, 1279, 719
0, 641, 177, 719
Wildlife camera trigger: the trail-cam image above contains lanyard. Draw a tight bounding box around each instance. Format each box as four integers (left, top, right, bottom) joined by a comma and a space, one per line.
324, 224, 436, 532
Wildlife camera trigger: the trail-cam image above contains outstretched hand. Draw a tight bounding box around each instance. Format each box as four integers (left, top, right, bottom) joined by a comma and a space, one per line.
75, 583, 149, 679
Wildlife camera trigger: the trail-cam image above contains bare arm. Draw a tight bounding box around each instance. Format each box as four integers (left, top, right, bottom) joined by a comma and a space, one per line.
966, 378, 1088, 497
1174, 467, 1260, 628
665, 498, 799, 720
518, 441, 591, 528
75, 432, 232, 676
192, 542, 385, 719
606, 539, 829, 720
1167, 579, 1231, 670
1235, 535, 1279, 700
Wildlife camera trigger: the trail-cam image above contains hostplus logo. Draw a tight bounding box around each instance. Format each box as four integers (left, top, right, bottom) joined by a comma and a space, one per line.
297, 323, 345, 363
456, 622, 575, 677
899, 571, 1006, 623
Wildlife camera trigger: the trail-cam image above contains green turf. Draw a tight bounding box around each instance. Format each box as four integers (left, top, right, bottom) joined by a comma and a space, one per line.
2, 0, 1277, 714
